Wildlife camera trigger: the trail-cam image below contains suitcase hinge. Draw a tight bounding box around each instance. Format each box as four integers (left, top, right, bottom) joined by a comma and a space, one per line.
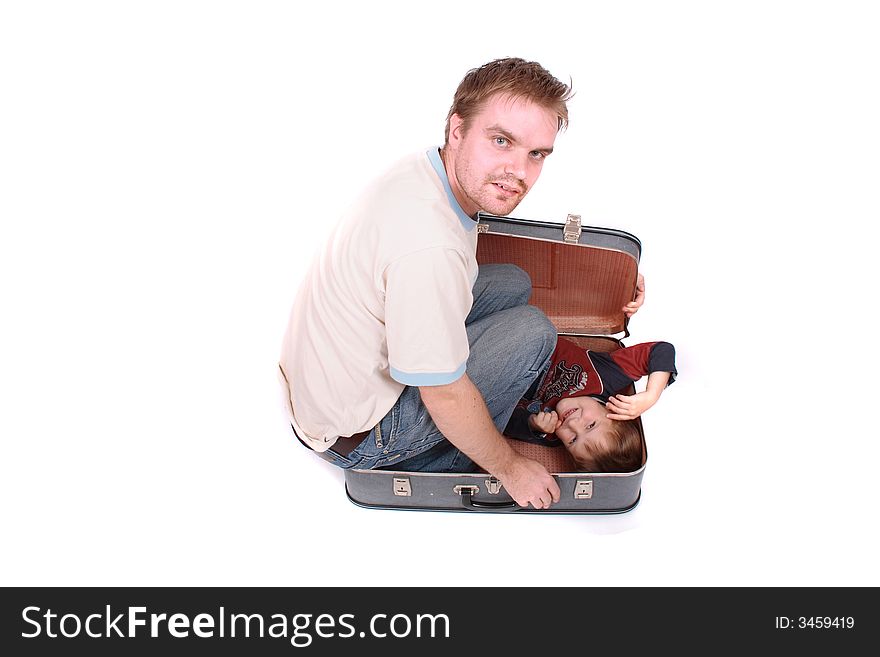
485, 477, 503, 495
563, 214, 582, 244
574, 480, 593, 499
393, 477, 412, 497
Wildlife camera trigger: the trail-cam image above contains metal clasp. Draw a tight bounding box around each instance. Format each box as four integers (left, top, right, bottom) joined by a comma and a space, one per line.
477, 222, 490, 234
563, 214, 582, 244
485, 478, 503, 495
393, 478, 412, 497
454, 485, 479, 496
574, 480, 593, 499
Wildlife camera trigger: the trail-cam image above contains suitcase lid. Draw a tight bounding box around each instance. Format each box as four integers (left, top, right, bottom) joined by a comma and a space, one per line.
475, 213, 641, 336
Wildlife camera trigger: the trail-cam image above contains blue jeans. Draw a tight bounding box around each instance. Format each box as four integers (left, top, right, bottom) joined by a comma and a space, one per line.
323, 264, 557, 472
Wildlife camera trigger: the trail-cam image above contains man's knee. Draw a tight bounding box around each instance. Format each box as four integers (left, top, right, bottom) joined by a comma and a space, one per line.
477, 263, 531, 300
500, 264, 532, 304
511, 305, 557, 366
501, 263, 532, 290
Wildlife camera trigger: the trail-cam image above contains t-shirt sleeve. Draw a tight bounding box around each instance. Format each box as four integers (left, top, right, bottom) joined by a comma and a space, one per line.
384, 247, 473, 386
609, 341, 677, 384
503, 406, 536, 441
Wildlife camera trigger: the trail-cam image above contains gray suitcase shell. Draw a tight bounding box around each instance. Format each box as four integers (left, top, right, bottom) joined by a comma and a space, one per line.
344, 213, 646, 513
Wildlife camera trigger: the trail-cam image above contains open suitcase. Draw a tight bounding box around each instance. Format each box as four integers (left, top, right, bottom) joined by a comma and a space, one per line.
344, 213, 646, 513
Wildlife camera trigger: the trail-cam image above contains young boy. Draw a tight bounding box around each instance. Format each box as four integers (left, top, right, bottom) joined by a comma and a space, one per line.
504, 337, 677, 472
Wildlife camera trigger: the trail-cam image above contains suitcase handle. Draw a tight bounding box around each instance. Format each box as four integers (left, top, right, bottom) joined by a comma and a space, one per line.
458, 490, 521, 512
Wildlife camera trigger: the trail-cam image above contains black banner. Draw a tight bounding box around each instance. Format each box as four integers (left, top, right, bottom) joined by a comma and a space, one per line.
1, 587, 874, 655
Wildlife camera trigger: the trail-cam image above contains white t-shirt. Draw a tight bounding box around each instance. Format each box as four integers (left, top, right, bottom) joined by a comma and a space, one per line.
279, 148, 479, 450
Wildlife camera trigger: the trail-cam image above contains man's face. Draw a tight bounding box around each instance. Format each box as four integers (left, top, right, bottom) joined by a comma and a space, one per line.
445, 94, 559, 216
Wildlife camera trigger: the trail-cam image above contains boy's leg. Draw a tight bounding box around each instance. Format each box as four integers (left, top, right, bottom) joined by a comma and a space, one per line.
332, 304, 557, 472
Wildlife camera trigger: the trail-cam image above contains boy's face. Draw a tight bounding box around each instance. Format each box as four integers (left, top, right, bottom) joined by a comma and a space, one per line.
553, 396, 612, 467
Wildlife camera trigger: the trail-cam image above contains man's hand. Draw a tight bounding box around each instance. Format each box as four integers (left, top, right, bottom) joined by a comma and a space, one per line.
419, 375, 559, 509
623, 273, 645, 318
605, 390, 659, 420
528, 410, 561, 435
496, 456, 561, 509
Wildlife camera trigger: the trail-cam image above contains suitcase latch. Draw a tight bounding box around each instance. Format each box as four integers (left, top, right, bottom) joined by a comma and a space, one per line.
454, 485, 479, 496
477, 222, 490, 234
563, 214, 582, 244
574, 480, 593, 499
485, 477, 503, 495
393, 477, 412, 497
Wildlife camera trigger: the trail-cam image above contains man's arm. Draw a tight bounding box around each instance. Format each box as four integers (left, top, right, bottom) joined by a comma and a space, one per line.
419, 374, 560, 509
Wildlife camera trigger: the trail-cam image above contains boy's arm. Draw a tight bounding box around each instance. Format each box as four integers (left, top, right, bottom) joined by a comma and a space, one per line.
504, 406, 538, 441
605, 370, 671, 420
504, 407, 560, 444
603, 342, 677, 421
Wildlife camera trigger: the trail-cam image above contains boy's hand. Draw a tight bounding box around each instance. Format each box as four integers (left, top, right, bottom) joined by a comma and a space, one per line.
623, 273, 645, 318
528, 411, 561, 435
605, 390, 658, 420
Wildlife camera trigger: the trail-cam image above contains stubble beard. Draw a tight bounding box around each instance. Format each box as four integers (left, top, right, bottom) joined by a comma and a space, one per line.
456, 161, 528, 217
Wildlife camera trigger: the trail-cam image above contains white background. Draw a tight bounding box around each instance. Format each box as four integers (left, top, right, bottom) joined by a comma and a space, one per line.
2, 1, 878, 586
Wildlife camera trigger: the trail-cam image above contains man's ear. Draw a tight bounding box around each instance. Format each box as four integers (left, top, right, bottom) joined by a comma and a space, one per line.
448, 113, 465, 145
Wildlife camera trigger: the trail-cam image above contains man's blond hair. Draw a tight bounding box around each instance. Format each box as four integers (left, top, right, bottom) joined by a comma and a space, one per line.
444, 57, 573, 144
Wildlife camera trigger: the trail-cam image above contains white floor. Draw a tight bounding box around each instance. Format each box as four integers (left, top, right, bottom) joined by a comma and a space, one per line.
3, 1, 878, 587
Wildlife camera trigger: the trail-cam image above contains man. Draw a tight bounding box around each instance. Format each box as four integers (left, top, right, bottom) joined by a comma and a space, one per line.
279, 58, 643, 509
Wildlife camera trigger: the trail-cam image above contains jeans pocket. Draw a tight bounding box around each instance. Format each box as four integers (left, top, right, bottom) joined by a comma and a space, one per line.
345, 419, 396, 468
373, 429, 447, 469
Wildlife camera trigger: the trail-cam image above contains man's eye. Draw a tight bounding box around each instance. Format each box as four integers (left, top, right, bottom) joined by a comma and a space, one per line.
587, 421, 596, 430
530, 151, 545, 160
494, 137, 508, 146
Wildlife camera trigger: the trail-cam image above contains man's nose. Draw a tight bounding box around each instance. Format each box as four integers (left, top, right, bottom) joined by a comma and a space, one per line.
503, 150, 528, 181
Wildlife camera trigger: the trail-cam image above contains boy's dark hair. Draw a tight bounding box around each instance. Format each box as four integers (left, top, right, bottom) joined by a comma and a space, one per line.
573, 419, 643, 473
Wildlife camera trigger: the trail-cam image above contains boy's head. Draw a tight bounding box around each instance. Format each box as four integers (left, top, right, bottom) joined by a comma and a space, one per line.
553, 397, 643, 472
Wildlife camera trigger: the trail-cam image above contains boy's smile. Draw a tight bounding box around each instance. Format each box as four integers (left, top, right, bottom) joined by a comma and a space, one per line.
553, 397, 611, 459
559, 406, 580, 422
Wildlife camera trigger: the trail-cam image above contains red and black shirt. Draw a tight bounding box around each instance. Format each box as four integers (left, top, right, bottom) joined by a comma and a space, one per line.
505, 338, 677, 442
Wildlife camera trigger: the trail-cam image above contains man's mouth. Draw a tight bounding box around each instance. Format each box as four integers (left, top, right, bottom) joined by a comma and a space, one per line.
492, 181, 521, 196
